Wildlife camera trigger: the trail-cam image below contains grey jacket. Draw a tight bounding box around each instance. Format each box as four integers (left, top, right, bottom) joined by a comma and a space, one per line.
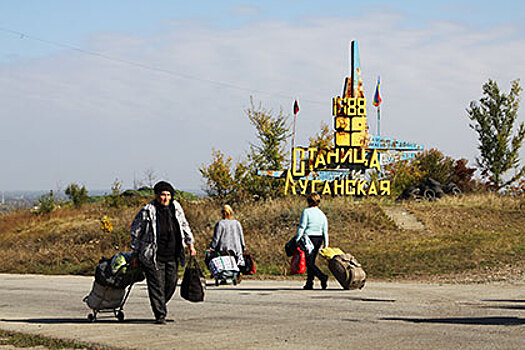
130, 200, 194, 269
210, 219, 246, 266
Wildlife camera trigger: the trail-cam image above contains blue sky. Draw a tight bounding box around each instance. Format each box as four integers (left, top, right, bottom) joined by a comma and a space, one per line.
1, 1, 525, 191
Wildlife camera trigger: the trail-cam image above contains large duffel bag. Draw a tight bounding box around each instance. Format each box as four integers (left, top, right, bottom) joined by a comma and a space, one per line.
328, 253, 366, 290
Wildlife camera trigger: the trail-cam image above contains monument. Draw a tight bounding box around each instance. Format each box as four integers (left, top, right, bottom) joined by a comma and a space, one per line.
259, 40, 423, 196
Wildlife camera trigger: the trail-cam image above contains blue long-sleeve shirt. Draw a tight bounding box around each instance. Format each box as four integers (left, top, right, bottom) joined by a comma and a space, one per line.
295, 207, 329, 246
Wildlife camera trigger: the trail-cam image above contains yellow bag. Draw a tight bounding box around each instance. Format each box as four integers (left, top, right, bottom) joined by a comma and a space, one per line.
319, 247, 345, 260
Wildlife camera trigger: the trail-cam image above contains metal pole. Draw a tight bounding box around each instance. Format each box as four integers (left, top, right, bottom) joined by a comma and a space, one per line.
291, 112, 297, 168
377, 105, 381, 136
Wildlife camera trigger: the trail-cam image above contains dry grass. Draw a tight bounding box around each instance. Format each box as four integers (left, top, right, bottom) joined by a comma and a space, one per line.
0, 328, 120, 349
1, 194, 523, 282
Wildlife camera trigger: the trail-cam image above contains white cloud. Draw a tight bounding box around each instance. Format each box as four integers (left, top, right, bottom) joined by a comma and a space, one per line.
1, 11, 524, 191
229, 5, 263, 17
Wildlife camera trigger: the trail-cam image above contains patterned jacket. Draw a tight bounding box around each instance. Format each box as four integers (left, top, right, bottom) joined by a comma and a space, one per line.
130, 200, 194, 269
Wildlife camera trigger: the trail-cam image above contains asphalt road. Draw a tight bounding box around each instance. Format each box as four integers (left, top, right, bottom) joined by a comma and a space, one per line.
0, 274, 523, 349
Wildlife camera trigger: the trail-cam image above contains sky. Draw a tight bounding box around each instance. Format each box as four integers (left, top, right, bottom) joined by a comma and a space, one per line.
1, 0, 525, 192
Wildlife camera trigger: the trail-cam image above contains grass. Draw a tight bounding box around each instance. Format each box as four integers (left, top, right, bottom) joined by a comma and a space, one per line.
0, 193, 523, 281
0, 328, 117, 349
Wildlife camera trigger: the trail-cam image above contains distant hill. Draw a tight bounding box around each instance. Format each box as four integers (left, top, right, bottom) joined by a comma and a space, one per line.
0, 187, 205, 213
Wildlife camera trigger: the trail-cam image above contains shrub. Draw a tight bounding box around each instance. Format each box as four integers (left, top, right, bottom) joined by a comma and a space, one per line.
386, 149, 477, 196
105, 179, 124, 208
36, 190, 57, 215
65, 183, 88, 208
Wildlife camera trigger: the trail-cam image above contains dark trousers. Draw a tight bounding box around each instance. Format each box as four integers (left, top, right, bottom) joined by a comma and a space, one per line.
305, 236, 327, 286
144, 260, 178, 320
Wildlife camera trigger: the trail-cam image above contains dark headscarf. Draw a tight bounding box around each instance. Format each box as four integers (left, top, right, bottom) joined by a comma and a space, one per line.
153, 181, 175, 196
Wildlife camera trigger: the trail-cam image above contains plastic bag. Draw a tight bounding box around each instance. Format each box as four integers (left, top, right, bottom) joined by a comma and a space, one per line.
240, 253, 256, 275
319, 247, 345, 260
301, 235, 314, 254
290, 247, 306, 275
209, 254, 239, 277
110, 252, 128, 274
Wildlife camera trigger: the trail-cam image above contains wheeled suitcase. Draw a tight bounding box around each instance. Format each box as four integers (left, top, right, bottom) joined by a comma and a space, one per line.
327, 253, 366, 290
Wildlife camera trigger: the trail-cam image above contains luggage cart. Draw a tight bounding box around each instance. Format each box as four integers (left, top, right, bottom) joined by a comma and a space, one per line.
84, 280, 135, 322
208, 253, 240, 286
84, 257, 143, 322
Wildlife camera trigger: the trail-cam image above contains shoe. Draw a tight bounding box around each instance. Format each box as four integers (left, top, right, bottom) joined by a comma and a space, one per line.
154, 317, 166, 325
233, 274, 242, 285
321, 276, 328, 290
303, 284, 314, 290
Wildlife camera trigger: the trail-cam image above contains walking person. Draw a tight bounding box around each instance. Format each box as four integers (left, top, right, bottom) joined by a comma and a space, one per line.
295, 192, 329, 290
130, 181, 196, 324
209, 204, 246, 268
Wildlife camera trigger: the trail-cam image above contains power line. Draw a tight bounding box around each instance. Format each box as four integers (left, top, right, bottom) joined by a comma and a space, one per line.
0, 27, 325, 106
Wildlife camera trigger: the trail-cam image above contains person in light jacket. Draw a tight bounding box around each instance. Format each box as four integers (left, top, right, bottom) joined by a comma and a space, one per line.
209, 204, 246, 267
130, 181, 196, 324
295, 192, 329, 290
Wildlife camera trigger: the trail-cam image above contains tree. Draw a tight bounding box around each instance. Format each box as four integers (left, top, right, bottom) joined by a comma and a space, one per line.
199, 149, 246, 199
414, 149, 455, 185
309, 121, 333, 150
65, 183, 88, 208
246, 97, 290, 170
142, 168, 158, 188
467, 79, 525, 190
386, 149, 476, 196
245, 97, 290, 199
199, 97, 291, 201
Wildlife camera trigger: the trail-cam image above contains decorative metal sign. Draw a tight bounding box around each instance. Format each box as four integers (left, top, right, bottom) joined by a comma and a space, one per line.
259, 40, 423, 196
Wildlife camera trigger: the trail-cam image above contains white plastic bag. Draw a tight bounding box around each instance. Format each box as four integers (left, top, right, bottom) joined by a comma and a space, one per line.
301, 235, 314, 254
209, 255, 239, 277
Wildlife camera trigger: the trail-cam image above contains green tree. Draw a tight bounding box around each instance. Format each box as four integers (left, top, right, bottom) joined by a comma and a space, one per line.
415, 149, 455, 185
246, 97, 290, 170
200, 149, 244, 199
309, 121, 333, 151
386, 149, 476, 196
64, 183, 88, 208
245, 97, 290, 199
467, 79, 525, 190
199, 98, 291, 201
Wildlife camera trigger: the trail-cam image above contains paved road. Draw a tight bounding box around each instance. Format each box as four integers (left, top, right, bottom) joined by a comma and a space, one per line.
0, 274, 523, 349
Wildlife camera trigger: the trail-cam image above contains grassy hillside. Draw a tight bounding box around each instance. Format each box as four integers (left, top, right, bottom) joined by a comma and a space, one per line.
0, 194, 523, 282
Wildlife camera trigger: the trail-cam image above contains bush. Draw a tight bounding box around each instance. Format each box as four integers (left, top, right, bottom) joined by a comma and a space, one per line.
105, 179, 124, 208
65, 183, 88, 208
36, 190, 57, 215
386, 149, 477, 196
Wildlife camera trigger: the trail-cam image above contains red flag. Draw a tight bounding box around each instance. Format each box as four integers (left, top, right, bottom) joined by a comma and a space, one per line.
293, 99, 299, 115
